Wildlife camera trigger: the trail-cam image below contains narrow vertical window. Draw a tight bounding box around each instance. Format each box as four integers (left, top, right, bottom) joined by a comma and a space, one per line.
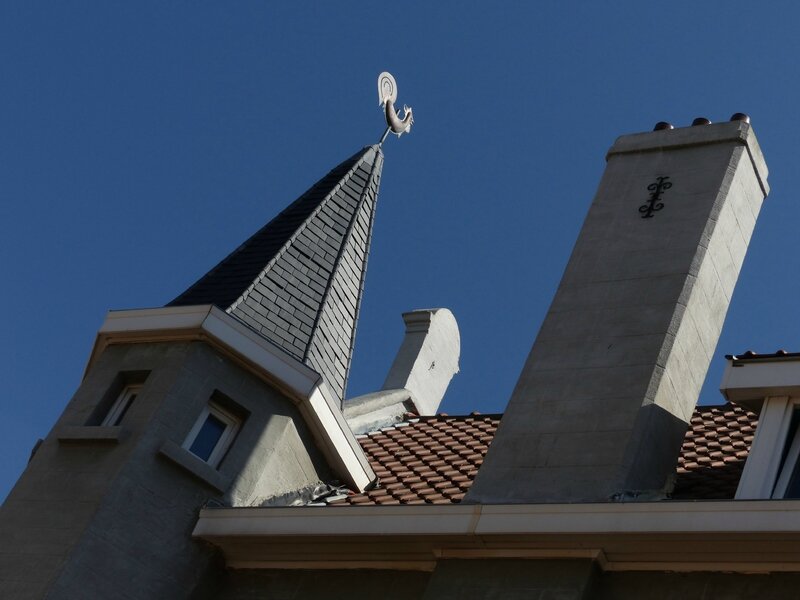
773, 407, 800, 498
101, 385, 141, 427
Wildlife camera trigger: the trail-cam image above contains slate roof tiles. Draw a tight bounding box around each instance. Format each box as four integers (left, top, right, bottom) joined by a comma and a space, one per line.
169, 145, 384, 401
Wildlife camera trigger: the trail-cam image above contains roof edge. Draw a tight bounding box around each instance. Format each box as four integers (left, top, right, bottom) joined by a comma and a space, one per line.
194, 499, 800, 573
89, 305, 375, 491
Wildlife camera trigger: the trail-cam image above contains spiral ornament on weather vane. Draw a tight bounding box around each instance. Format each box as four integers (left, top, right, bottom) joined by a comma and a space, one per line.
378, 72, 413, 143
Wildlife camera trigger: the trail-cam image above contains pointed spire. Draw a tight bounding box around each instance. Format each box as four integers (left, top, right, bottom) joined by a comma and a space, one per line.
169, 145, 384, 401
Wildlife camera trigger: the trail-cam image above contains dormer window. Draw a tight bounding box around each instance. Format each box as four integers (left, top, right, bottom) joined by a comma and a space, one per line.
771, 403, 800, 498
721, 353, 800, 499
733, 396, 800, 499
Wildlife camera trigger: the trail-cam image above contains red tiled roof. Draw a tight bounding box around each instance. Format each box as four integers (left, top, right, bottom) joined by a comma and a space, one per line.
330, 404, 758, 506
332, 413, 497, 505
671, 403, 758, 500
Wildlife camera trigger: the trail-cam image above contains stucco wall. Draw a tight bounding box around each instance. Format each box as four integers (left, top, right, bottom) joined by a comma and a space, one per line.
217, 561, 800, 600
1, 340, 331, 599
219, 569, 430, 600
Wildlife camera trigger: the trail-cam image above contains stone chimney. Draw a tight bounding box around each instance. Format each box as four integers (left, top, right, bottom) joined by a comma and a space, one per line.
467, 117, 769, 503
345, 308, 460, 433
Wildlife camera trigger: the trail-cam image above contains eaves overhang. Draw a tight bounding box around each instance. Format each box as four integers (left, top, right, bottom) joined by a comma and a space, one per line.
721, 354, 800, 412
194, 500, 800, 573
87, 305, 375, 491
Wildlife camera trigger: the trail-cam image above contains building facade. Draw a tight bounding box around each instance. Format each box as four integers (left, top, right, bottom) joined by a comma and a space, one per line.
4, 115, 800, 600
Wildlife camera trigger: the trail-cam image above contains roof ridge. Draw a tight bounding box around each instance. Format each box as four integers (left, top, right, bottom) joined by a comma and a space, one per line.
355, 413, 503, 437
331, 148, 383, 399
415, 413, 503, 421
302, 148, 381, 373
694, 403, 749, 412
298, 146, 383, 398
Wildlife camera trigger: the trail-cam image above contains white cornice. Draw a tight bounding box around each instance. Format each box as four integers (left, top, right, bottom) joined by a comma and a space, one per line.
88, 305, 375, 491
194, 500, 800, 572
721, 356, 800, 410
195, 500, 800, 536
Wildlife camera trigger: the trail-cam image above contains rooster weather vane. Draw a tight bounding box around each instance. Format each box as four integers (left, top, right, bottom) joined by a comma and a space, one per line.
378, 72, 413, 144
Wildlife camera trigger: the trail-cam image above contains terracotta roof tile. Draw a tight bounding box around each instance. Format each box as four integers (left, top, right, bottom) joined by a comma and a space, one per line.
329, 414, 501, 506
328, 404, 757, 506
671, 403, 758, 500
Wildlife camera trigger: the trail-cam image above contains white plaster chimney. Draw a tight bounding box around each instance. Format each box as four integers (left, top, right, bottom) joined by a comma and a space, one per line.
382, 309, 461, 415
345, 308, 460, 433
466, 117, 769, 504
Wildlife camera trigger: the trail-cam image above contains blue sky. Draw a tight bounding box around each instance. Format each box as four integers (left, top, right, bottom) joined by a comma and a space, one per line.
3, 2, 800, 500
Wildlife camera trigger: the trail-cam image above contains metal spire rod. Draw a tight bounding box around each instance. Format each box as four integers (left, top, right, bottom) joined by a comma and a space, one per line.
379, 126, 391, 146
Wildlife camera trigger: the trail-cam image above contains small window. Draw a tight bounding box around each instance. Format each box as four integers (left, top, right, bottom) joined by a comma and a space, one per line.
183, 402, 240, 468
101, 385, 141, 427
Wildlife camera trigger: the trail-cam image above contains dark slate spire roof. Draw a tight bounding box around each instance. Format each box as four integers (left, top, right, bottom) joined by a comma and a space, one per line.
169, 145, 384, 401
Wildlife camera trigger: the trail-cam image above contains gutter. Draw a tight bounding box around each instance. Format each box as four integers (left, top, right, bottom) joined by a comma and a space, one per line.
194, 500, 800, 572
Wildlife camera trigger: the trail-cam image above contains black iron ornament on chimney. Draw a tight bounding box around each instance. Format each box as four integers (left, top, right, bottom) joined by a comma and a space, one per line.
639, 176, 672, 218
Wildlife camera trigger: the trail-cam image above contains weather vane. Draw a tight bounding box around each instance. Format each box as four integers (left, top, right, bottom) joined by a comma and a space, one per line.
377, 72, 413, 144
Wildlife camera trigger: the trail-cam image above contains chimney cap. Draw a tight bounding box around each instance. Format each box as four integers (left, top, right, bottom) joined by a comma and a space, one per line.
730, 112, 751, 123
692, 117, 712, 126
653, 121, 674, 131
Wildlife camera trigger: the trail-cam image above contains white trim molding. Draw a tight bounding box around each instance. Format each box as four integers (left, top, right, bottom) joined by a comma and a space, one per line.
721, 357, 800, 500
721, 355, 800, 410
735, 396, 793, 499
101, 384, 141, 427
774, 418, 800, 498
91, 305, 320, 398
193, 500, 800, 573
88, 305, 375, 491
183, 401, 241, 468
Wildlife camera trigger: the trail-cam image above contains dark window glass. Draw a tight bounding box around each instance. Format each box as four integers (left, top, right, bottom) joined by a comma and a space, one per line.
778, 408, 800, 498
188, 414, 227, 462
785, 460, 800, 499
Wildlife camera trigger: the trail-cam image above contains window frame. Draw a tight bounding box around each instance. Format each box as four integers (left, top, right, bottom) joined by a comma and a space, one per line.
182, 402, 240, 469
100, 384, 142, 427
736, 395, 800, 499
772, 404, 800, 498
